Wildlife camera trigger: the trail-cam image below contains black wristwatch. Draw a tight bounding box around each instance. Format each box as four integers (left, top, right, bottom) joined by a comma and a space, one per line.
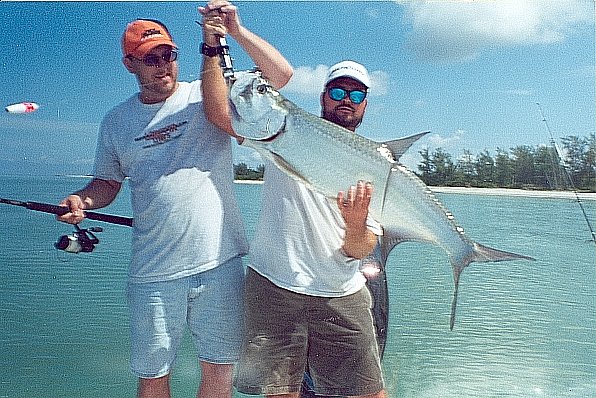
201, 42, 223, 57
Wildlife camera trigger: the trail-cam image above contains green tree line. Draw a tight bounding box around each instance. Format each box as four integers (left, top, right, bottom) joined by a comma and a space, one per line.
234, 134, 595, 192
417, 134, 595, 192
234, 163, 264, 180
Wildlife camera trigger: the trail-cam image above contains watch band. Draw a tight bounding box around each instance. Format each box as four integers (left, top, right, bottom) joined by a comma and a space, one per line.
201, 42, 227, 57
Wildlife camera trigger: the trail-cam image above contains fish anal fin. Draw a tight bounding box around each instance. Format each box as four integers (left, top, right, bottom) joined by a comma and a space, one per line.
449, 242, 535, 330
450, 268, 461, 331
472, 242, 535, 263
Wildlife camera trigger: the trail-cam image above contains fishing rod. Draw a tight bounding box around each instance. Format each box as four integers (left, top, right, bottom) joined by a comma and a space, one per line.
217, 34, 235, 81
196, 7, 236, 82
0, 197, 133, 253
0, 198, 132, 226
536, 103, 596, 246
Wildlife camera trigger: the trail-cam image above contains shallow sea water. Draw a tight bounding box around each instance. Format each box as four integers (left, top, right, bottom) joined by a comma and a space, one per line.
1, 176, 594, 397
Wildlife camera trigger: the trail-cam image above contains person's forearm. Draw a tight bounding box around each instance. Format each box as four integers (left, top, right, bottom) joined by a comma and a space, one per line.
342, 226, 377, 259
73, 178, 121, 210
201, 53, 236, 136
231, 26, 293, 89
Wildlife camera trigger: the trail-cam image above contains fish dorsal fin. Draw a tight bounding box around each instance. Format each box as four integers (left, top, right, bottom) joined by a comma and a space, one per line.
379, 131, 430, 161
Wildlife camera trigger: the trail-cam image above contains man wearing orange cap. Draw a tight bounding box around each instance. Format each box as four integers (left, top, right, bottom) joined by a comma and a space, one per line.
57, 2, 292, 397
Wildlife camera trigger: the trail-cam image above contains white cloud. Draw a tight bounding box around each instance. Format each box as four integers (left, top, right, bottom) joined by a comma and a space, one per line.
428, 129, 466, 148
369, 71, 391, 96
232, 143, 264, 167
365, 6, 382, 19
282, 65, 391, 96
281, 65, 330, 95
414, 99, 426, 108
400, 0, 592, 62
396, 129, 467, 170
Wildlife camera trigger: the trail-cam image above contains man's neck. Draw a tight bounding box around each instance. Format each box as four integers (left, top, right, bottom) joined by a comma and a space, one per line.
139, 82, 179, 104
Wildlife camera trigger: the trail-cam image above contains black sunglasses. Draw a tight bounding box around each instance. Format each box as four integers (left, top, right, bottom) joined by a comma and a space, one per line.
131, 49, 178, 67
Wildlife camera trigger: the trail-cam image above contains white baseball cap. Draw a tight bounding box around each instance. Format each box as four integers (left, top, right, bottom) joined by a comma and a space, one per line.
324, 60, 371, 88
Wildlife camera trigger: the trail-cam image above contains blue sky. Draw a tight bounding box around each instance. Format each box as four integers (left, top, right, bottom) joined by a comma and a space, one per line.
0, 0, 594, 176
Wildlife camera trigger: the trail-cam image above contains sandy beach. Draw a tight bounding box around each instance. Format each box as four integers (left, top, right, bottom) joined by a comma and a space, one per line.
430, 186, 596, 201
234, 179, 264, 185
234, 180, 595, 201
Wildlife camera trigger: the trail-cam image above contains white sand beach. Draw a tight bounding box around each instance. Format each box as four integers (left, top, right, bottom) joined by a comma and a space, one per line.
430, 186, 596, 201
234, 179, 264, 185
234, 179, 595, 201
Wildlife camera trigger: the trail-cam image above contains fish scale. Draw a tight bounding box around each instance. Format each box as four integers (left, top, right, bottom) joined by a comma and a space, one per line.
230, 71, 535, 330
275, 101, 395, 215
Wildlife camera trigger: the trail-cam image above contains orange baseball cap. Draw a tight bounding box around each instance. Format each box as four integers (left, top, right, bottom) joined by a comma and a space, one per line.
122, 19, 177, 58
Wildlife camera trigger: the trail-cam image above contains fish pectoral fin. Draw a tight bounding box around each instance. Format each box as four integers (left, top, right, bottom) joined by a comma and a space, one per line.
380, 131, 431, 161
270, 153, 312, 187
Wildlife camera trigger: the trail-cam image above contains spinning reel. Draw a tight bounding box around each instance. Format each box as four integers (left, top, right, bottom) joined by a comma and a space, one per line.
54, 225, 102, 254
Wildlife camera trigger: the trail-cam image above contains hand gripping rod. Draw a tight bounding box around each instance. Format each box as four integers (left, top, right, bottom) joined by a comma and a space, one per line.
0, 197, 133, 227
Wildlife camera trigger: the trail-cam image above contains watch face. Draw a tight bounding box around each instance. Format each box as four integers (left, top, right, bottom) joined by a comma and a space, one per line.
202, 43, 218, 57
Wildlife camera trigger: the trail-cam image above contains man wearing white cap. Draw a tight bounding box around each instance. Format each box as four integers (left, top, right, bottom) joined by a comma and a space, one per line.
321, 60, 371, 131
213, 60, 387, 397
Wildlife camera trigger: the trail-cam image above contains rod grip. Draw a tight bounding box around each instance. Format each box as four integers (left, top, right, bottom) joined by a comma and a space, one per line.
25, 201, 133, 227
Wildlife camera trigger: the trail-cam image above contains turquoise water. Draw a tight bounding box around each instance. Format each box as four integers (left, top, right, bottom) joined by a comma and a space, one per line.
1, 176, 595, 397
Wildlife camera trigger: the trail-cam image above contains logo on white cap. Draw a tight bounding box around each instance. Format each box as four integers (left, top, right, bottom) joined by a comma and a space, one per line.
324, 60, 371, 88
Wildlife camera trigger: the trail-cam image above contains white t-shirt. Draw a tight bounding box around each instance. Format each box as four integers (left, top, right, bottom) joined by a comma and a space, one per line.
248, 161, 382, 297
94, 80, 248, 283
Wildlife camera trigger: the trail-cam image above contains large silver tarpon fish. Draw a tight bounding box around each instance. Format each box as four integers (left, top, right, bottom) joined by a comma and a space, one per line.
230, 71, 534, 330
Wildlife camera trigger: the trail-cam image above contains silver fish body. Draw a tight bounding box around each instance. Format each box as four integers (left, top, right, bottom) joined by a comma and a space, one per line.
230, 72, 534, 329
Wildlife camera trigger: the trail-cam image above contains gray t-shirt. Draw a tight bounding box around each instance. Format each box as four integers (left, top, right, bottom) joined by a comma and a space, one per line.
94, 80, 248, 282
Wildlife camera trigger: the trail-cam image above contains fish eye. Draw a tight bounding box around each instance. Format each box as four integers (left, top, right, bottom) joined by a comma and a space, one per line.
256, 84, 268, 94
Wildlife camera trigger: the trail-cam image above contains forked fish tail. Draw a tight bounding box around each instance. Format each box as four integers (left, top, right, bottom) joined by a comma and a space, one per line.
449, 242, 535, 330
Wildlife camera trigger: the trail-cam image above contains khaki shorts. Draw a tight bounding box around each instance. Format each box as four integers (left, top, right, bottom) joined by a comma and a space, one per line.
234, 268, 384, 396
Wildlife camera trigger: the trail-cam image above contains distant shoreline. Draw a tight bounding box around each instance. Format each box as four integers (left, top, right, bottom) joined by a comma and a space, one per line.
234, 179, 264, 185
429, 186, 596, 201
55, 175, 595, 201
235, 181, 596, 201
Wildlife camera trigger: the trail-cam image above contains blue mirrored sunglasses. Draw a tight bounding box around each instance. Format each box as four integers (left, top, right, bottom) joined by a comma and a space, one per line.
327, 87, 367, 104
132, 49, 178, 67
